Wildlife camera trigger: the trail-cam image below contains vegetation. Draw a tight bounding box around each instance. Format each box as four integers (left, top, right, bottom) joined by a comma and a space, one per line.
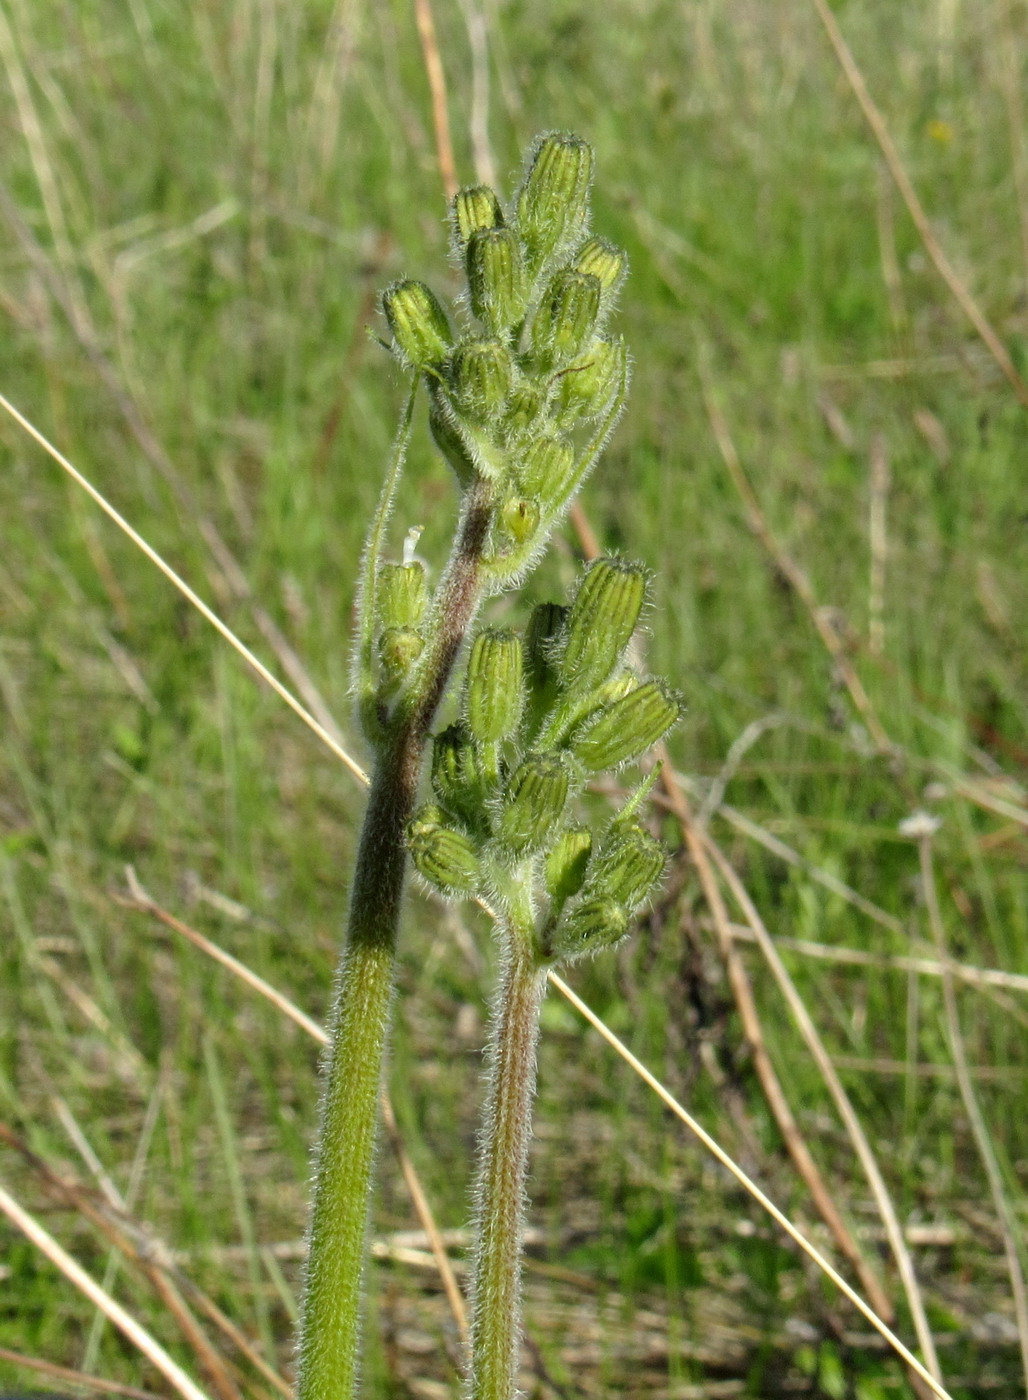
1, 2, 1026, 1398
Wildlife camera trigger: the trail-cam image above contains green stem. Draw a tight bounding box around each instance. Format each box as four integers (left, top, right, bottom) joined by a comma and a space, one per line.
297, 477, 494, 1400
467, 920, 546, 1400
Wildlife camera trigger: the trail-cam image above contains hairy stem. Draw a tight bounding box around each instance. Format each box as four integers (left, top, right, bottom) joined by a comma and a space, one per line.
467, 925, 546, 1400
297, 477, 494, 1400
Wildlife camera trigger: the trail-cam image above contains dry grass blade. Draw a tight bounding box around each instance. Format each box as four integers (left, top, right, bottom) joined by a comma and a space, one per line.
413, 0, 458, 199
546, 973, 955, 1400
810, 0, 1028, 408
1, 1121, 280, 1400
117, 871, 470, 1346
658, 763, 894, 1322
0, 1345, 164, 1400
700, 832, 943, 1388
0, 1179, 213, 1400
0, 393, 369, 786
918, 834, 1028, 1393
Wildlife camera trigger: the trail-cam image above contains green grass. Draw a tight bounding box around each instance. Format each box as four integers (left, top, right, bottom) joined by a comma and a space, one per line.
2, 0, 1027, 1395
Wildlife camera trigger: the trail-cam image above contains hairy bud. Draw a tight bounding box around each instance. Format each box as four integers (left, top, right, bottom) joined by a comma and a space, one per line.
588, 824, 666, 909
496, 753, 570, 852
429, 394, 478, 488
452, 185, 504, 247
560, 558, 646, 689
531, 270, 601, 372
502, 382, 545, 442
465, 629, 525, 743
432, 724, 488, 823
516, 132, 594, 275
382, 279, 452, 370
499, 495, 541, 546
555, 896, 629, 959
553, 337, 627, 424
378, 562, 427, 630
544, 826, 592, 902
517, 433, 574, 500
571, 679, 682, 771
378, 627, 424, 690
574, 237, 627, 311
448, 338, 514, 425
466, 227, 527, 335
408, 806, 480, 894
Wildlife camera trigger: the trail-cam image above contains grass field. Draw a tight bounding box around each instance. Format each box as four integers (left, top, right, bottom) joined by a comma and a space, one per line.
1, 1, 1027, 1396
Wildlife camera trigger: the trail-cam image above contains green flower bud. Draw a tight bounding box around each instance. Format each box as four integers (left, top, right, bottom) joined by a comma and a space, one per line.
516, 132, 594, 275
499, 495, 541, 546
452, 185, 504, 247
408, 806, 480, 895
555, 896, 629, 959
553, 336, 627, 424
571, 679, 682, 772
526, 602, 568, 677
574, 236, 628, 299
448, 338, 514, 425
589, 824, 666, 909
465, 628, 525, 743
531, 270, 601, 372
517, 433, 574, 499
466, 227, 527, 335
378, 627, 424, 688
502, 382, 545, 441
382, 279, 452, 369
560, 558, 647, 689
545, 826, 592, 902
429, 394, 477, 488
496, 752, 570, 852
378, 562, 427, 630
432, 723, 489, 822
524, 601, 568, 729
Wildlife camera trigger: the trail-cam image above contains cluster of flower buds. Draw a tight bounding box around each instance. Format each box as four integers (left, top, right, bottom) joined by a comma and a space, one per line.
381, 133, 629, 560
407, 557, 682, 965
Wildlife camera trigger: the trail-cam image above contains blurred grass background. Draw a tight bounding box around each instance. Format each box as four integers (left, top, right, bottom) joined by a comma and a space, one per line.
1, 0, 1027, 1396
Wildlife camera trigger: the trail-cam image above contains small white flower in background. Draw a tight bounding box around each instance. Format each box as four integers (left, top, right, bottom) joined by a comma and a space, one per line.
898, 810, 943, 839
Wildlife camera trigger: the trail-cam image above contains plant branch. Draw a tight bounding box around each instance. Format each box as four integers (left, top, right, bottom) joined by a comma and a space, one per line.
467, 924, 546, 1400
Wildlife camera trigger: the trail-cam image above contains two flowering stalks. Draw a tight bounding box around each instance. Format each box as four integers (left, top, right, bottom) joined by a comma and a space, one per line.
295, 133, 682, 1400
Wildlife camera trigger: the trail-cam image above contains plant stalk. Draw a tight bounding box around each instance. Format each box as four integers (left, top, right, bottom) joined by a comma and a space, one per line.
297, 478, 494, 1400
467, 926, 546, 1400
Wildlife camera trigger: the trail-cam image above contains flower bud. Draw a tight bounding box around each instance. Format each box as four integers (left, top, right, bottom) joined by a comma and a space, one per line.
429, 394, 477, 488
589, 824, 665, 909
378, 562, 427, 630
574, 236, 628, 302
531, 270, 601, 371
503, 383, 543, 438
452, 185, 504, 247
465, 628, 525, 743
553, 337, 627, 424
555, 896, 629, 959
432, 723, 488, 821
496, 752, 570, 852
466, 227, 527, 335
448, 338, 514, 425
499, 495, 540, 546
408, 805, 480, 894
560, 558, 646, 689
571, 679, 682, 772
526, 602, 568, 676
545, 826, 592, 901
378, 627, 424, 689
382, 279, 452, 369
516, 132, 594, 275
517, 433, 574, 499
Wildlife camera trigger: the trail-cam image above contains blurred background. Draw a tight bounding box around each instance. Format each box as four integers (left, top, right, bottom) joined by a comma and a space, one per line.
1, 1, 1026, 1396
